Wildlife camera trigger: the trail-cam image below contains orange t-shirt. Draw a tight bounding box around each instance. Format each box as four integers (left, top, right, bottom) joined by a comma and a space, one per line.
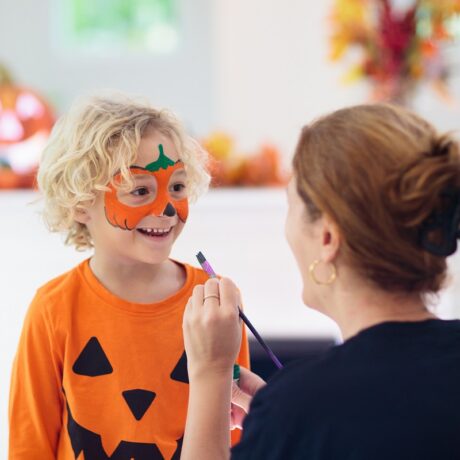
9, 259, 250, 460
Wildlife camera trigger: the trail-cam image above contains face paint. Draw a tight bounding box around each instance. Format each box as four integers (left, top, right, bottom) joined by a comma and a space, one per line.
104, 144, 189, 230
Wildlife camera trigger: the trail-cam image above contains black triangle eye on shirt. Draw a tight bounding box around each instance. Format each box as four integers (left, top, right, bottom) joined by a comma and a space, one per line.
73, 337, 113, 377
170, 351, 189, 384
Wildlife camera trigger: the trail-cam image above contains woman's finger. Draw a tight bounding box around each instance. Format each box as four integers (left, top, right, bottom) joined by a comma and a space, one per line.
203, 278, 220, 307
230, 403, 248, 430
231, 381, 252, 412
191, 284, 204, 308
219, 278, 240, 314
183, 297, 192, 317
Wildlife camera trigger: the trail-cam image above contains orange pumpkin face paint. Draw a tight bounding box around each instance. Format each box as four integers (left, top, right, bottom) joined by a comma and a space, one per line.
104, 144, 188, 230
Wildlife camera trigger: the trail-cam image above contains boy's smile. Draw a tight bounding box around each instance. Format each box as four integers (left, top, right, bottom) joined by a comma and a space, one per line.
135, 223, 175, 246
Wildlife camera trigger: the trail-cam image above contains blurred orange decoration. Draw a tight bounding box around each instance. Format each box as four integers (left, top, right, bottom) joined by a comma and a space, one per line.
330, 0, 460, 104
0, 64, 55, 189
202, 132, 289, 187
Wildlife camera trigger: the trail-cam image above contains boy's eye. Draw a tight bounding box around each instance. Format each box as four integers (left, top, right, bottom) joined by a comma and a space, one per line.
131, 187, 149, 196
171, 183, 186, 193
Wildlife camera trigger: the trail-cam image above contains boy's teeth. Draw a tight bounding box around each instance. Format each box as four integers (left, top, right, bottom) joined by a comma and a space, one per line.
142, 227, 171, 234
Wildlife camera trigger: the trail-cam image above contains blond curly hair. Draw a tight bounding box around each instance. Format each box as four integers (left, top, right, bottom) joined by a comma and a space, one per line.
37, 92, 210, 250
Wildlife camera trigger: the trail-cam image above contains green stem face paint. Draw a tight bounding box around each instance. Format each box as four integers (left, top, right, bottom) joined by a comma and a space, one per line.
144, 144, 176, 172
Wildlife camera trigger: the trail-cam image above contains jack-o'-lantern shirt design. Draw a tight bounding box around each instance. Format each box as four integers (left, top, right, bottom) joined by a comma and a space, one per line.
9, 259, 250, 459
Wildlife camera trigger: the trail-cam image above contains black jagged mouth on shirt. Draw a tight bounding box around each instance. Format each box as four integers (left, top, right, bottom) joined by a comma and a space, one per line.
64, 400, 182, 460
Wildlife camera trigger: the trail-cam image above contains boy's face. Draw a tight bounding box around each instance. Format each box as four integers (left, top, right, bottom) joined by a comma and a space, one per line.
81, 131, 188, 265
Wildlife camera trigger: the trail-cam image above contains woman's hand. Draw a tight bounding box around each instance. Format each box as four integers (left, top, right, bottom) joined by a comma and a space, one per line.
183, 277, 242, 381
231, 367, 266, 429
181, 279, 266, 460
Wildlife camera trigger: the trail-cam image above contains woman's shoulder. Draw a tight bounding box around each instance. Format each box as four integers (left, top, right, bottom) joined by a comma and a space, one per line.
251, 346, 344, 414
254, 318, 460, 414
234, 320, 460, 459
275, 346, 342, 384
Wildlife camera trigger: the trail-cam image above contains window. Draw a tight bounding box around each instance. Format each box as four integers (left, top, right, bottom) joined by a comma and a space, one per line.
60, 0, 178, 53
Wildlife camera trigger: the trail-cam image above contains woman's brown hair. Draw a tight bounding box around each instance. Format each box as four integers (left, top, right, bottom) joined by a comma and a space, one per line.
293, 103, 460, 297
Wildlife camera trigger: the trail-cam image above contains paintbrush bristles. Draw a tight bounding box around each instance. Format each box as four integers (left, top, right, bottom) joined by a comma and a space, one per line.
196, 252, 206, 265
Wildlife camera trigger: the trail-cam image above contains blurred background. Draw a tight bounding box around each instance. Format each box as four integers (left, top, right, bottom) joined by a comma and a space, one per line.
2, 0, 460, 456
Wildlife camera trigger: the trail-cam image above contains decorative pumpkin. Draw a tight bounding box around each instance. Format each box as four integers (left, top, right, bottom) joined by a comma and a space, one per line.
0, 64, 54, 188
206, 154, 246, 187
202, 131, 234, 161
203, 131, 289, 187
239, 145, 289, 186
203, 132, 249, 186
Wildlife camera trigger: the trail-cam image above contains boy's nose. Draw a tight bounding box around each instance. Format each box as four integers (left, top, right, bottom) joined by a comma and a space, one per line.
122, 389, 156, 421
162, 202, 176, 217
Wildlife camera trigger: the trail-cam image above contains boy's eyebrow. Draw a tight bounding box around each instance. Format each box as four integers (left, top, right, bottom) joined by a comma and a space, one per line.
128, 165, 147, 171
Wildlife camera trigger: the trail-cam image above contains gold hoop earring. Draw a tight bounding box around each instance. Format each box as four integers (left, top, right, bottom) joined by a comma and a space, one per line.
309, 259, 337, 285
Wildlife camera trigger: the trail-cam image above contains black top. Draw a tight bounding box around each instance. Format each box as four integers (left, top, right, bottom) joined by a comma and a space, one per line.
231, 319, 460, 460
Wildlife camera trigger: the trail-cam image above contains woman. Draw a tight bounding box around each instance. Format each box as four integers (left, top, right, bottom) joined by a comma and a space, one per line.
181, 104, 460, 459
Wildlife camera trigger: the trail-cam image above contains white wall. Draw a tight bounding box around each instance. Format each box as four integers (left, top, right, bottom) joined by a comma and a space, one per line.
0, 0, 216, 136
1, 0, 458, 153
214, 0, 360, 155
214, 0, 460, 155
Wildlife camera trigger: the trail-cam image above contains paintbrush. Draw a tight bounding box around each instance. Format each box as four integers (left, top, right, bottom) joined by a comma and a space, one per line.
196, 251, 283, 370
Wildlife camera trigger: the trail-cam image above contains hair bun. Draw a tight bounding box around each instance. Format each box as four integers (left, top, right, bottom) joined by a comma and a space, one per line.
419, 188, 460, 256
385, 134, 460, 256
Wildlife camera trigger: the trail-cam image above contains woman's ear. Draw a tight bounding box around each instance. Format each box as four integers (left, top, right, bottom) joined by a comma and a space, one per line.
319, 214, 341, 263
74, 207, 90, 224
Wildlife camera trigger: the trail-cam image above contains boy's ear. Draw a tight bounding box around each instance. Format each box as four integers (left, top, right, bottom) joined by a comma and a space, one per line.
74, 208, 90, 224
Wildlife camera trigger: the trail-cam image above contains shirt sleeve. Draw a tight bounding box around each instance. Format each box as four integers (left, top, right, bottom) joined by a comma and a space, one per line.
9, 293, 64, 460
230, 322, 251, 445
236, 322, 250, 370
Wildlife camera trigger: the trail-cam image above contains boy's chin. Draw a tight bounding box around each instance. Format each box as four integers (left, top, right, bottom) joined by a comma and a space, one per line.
125, 224, 184, 265
134, 248, 174, 266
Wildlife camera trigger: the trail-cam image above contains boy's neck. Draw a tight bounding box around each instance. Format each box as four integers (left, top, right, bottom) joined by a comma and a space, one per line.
89, 255, 187, 304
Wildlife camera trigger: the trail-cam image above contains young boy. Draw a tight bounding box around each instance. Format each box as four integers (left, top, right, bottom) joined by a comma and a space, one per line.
8, 94, 250, 460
